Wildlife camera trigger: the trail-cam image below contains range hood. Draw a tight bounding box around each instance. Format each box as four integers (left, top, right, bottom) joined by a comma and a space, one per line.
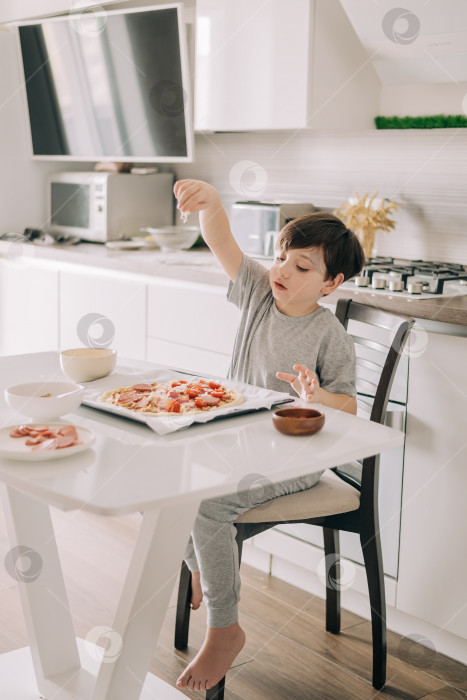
340, 0, 467, 84
0, 0, 125, 24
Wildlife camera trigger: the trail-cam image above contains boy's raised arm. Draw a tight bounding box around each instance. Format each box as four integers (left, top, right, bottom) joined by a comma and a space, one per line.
174, 179, 243, 282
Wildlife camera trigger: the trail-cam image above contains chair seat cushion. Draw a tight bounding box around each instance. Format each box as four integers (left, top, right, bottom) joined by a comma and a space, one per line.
235, 469, 360, 523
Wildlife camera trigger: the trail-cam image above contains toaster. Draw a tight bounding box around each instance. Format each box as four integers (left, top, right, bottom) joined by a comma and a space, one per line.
230, 201, 316, 258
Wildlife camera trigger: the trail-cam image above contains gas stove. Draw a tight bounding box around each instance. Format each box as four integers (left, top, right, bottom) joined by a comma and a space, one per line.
342, 257, 467, 298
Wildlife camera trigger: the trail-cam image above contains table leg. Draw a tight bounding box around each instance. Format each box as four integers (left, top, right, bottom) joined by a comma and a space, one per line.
1, 484, 201, 700
92, 499, 201, 700
1, 485, 81, 687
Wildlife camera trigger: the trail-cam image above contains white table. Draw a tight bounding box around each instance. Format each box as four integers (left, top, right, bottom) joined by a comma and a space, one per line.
0, 352, 404, 700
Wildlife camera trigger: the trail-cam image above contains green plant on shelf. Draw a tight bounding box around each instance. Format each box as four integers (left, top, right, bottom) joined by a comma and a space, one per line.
375, 114, 467, 129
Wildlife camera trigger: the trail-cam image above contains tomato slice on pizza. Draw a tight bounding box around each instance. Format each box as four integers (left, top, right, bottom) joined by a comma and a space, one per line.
99, 378, 244, 416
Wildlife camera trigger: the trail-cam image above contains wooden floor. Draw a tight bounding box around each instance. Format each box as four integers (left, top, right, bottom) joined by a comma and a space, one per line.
0, 508, 465, 700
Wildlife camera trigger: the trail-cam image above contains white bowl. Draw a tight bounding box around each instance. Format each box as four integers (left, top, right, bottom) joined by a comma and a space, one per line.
60, 348, 117, 383
5, 382, 85, 420
142, 226, 200, 252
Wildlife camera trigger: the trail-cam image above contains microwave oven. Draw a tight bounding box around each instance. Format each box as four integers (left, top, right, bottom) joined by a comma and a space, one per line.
230, 201, 316, 258
47, 171, 174, 242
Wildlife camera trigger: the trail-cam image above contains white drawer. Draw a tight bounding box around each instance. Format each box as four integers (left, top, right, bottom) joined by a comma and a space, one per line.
147, 338, 231, 377
147, 282, 239, 355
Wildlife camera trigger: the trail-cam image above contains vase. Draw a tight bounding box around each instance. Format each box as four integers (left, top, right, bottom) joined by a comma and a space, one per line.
357, 225, 377, 259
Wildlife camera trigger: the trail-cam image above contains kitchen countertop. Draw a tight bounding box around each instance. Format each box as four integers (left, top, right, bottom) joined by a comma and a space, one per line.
2, 239, 467, 327
327, 286, 467, 327
0, 239, 229, 287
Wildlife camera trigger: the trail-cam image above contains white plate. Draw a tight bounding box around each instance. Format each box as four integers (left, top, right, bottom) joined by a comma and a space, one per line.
105, 239, 158, 251
0, 423, 95, 461
105, 240, 146, 250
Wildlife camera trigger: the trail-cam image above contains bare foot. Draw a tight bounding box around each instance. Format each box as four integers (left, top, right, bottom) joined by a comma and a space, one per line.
191, 571, 203, 610
176, 623, 246, 691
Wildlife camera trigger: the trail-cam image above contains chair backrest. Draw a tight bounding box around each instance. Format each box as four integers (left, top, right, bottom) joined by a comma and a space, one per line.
333, 299, 414, 494
335, 298, 414, 425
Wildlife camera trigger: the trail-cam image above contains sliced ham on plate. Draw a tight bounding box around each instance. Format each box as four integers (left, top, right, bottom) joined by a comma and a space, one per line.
9, 423, 82, 452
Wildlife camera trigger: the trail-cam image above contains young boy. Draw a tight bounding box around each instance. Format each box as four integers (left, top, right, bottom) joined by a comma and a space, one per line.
173, 179, 365, 692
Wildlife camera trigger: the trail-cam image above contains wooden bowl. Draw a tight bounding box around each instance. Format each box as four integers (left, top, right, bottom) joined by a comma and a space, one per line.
272, 407, 325, 436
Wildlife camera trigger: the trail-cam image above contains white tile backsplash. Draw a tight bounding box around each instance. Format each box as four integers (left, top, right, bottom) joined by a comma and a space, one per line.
173, 128, 467, 264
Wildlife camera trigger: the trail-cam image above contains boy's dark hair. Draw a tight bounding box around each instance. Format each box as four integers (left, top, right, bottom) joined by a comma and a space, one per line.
278, 212, 365, 282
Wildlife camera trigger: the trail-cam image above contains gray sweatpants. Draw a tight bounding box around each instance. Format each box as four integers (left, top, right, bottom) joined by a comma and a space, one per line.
184, 470, 323, 628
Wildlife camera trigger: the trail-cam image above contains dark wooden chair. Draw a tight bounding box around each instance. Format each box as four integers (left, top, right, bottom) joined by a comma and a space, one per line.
174, 299, 415, 699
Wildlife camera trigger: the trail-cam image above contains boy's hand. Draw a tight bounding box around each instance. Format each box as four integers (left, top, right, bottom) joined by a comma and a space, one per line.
276, 364, 319, 402
174, 179, 220, 215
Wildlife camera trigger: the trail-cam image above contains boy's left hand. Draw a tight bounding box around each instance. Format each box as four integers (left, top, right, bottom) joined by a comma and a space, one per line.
276, 364, 320, 402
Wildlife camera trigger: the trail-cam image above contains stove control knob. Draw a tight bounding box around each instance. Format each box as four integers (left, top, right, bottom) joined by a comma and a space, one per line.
355, 276, 369, 287
388, 279, 405, 292
407, 282, 423, 295
372, 278, 386, 290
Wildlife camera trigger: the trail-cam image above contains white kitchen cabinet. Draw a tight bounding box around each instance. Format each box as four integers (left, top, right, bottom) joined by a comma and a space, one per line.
397, 325, 467, 640
194, 0, 379, 131
147, 278, 239, 374
194, 0, 310, 131
59, 268, 146, 361
0, 257, 59, 356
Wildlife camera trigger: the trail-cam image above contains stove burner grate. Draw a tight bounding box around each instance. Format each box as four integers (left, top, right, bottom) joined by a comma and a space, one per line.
355, 257, 467, 295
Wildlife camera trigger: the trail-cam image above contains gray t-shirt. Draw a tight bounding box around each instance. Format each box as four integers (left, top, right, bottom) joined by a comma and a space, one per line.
227, 255, 356, 397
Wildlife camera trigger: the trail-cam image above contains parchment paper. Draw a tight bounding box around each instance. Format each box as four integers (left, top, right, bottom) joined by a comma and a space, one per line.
81, 369, 293, 435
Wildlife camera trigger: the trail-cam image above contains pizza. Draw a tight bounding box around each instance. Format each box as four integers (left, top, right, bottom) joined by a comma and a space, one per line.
99, 378, 245, 416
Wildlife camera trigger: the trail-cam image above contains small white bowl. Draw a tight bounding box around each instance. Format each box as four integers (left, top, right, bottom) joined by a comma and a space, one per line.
60, 348, 117, 383
141, 226, 200, 252
5, 382, 84, 420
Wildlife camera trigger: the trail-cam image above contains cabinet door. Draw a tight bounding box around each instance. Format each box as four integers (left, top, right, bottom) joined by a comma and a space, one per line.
194, 0, 311, 130
0, 258, 59, 356
60, 269, 146, 361
397, 329, 467, 639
